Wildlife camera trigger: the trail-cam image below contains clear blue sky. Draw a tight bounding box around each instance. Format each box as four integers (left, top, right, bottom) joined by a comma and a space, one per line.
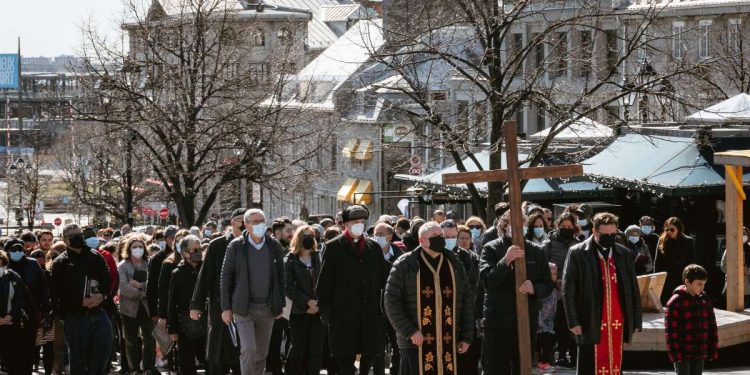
0, 0, 127, 57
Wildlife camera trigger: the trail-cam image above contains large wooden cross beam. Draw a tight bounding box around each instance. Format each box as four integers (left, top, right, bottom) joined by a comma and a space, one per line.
442, 121, 583, 375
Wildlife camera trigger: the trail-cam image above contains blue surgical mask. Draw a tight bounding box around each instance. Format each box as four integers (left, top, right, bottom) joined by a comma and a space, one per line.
640, 225, 653, 235
159, 241, 166, 250
175, 242, 181, 253
628, 236, 640, 244
204, 230, 212, 238
252, 223, 266, 238
9, 251, 24, 262
578, 219, 588, 227
445, 238, 457, 250
533, 227, 546, 239
374, 236, 389, 248
470, 228, 481, 240
85, 237, 100, 249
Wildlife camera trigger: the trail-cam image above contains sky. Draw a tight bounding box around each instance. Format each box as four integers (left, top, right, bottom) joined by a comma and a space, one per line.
0, 0, 127, 57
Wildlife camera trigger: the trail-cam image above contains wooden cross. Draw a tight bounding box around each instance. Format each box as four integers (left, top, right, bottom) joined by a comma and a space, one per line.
442, 121, 583, 375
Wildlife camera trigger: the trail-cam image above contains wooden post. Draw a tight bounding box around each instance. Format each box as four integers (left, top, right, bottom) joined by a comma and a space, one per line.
725, 165, 744, 312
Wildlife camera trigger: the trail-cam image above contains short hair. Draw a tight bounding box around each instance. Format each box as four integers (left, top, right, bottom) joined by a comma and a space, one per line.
432, 210, 445, 217
592, 212, 619, 231
683, 264, 708, 283
37, 230, 54, 240
243, 209, 266, 224
494, 202, 510, 218
319, 218, 335, 228
62, 223, 81, 237
20, 231, 37, 243
396, 218, 410, 231
376, 215, 393, 225
456, 224, 471, 237
323, 227, 341, 241
291, 219, 306, 230
272, 217, 292, 233
439, 220, 458, 230
152, 230, 165, 241
179, 235, 202, 253
203, 222, 217, 229
374, 223, 394, 235
418, 221, 442, 238
640, 216, 654, 225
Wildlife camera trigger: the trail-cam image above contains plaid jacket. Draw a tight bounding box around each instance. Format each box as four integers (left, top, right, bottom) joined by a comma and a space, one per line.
664, 285, 719, 362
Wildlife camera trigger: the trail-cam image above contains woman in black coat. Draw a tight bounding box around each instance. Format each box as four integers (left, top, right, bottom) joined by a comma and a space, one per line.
0, 250, 27, 374
654, 217, 697, 305
285, 225, 325, 375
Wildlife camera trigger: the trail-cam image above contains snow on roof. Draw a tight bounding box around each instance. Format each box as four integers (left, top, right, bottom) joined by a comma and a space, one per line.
319, 4, 374, 22
529, 117, 613, 141
685, 93, 750, 124
626, 0, 750, 11
272, 0, 343, 50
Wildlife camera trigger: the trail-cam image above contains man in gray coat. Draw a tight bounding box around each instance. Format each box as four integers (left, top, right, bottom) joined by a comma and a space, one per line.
220, 208, 286, 375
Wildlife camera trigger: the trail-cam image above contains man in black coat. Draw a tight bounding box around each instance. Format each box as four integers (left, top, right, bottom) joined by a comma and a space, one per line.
317, 205, 388, 375
384, 221, 475, 375
480, 212, 554, 375
189, 208, 245, 374
148, 225, 178, 324
562, 212, 642, 375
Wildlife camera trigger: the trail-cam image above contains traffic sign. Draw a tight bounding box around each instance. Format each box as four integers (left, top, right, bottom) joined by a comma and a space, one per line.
54, 217, 62, 226
159, 208, 169, 220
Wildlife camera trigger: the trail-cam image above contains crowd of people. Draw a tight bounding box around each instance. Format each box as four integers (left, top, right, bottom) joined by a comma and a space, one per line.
0, 201, 727, 375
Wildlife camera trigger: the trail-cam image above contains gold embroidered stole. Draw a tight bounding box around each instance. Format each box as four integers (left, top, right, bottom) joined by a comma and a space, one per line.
417, 250, 458, 375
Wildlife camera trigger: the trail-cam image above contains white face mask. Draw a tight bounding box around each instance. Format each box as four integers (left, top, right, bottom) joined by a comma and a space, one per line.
159, 241, 166, 250
578, 219, 588, 227
744, 235, 748, 244
252, 223, 267, 238
374, 236, 389, 248
131, 247, 145, 259
350, 223, 365, 237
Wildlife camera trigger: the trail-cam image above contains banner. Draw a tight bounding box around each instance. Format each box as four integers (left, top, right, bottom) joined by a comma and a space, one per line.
0, 54, 19, 89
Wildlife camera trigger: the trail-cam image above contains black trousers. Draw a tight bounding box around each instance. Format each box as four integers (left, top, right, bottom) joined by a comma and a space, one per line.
285, 313, 325, 375
674, 359, 705, 375
176, 333, 206, 375
537, 332, 555, 364
266, 317, 289, 375
0, 324, 34, 375
576, 344, 595, 375
373, 320, 400, 375
208, 361, 241, 374
483, 326, 521, 375
458, 336, 482, 375
554, 299, 576, 362
336, 354, 375, 375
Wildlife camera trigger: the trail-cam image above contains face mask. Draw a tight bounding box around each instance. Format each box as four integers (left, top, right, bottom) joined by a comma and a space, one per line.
69, 233, 85, 249
350, 223, 365, 237
175, 242, 181, 253
470, 228, 481, 240
252, 223, 267, 238
374, 236, 389, 248
444, 238, 457, 250
428, 236, 446, 251
204, 230, 212, 238
131, 247, 145, 259
9, 251, 24, 262
597, 233, 616, 249
744, 235, 749, 243
85, 237, 100, 249
559, 228, 575, 240
0, 267, 5, 278
533, 227, 545, 239
578, 219, 588, 227
640, 225, 653, 235
628, 236, 640, 244
302, 234, 315, 250
159, 241, 166, 250
189, 252, 203, 263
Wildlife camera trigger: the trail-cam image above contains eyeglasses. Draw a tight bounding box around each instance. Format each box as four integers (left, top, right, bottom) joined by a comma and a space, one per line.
468, 225, 483, 230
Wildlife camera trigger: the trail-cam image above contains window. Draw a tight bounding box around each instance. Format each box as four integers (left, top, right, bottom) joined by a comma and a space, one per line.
672, 21, 685, 60
605, 30, 618, 70
278, 28, 293, 46
729, 19, 742, 52
252, 28, 266, 47
510, 33, 523, 76
555, 32, 568, 78
248, 63, 268, 83
698, 20, 712, 59
532, 33, 545, 71
431, 91, 448, 101
579, 30, 592, 77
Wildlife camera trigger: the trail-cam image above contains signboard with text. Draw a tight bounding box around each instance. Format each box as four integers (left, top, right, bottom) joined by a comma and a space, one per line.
0, 54, 19, 89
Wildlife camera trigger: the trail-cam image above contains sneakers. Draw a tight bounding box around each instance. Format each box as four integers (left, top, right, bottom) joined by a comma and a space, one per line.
537, 362, 557, 373
556, 358, 575, 368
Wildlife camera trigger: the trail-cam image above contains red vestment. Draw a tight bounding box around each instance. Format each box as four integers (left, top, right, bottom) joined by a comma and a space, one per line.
595, 252, 624, 375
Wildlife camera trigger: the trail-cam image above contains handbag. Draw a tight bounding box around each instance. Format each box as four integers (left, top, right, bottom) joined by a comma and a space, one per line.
180, 312, 207, 340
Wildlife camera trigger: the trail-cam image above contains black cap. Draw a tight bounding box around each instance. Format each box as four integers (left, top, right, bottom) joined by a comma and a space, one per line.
165, 225, 179, 238
4, 239, 24, 252
82, 227, 97, 240
230, 208, 247, 220
342, 205, 369, 223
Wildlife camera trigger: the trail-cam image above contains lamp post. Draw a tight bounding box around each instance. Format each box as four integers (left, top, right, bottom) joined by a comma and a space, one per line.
617, 79, 637, 136
8, 157, 31, 230
637, 58, 657, 123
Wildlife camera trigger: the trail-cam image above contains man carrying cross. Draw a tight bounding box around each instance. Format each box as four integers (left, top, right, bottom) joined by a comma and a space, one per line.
480, 210, 554, 374
384, 221, 475, 375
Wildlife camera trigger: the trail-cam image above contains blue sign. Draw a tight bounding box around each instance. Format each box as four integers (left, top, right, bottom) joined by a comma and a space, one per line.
0, 54, 19, 89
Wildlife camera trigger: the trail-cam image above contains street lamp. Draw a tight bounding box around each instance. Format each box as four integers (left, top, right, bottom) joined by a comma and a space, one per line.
638, 59, 657, 123
617, 79, 637, 135
8, 157, 31, 229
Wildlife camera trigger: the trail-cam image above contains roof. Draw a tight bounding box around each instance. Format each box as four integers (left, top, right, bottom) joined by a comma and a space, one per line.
394, 150, 606, 199
272, 0, 343, 50
582, 133, 750, 195
529, 117, 613, 141
626, 0, 750, 11
319, 4, 373, 22
685, 93, 750, 124
714, 149, 750, 167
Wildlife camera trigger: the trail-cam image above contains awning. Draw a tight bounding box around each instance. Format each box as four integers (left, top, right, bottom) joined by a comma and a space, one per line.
686, 93, 750, 124
336, 178, 359, 201
352, 179, 374, 204
529, 117, 613, 141
582, 133, 750, 196
355, 139, 373, 160
342, 139, 359, 158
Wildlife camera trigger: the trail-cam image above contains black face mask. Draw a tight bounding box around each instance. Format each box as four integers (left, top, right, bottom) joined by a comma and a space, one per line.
189, 252, 203, 263
559, 228, 575, 240
428, 236, 446, 252
597, 233, 617, 249
69, 233, 85, 249
302, 234, 315, 250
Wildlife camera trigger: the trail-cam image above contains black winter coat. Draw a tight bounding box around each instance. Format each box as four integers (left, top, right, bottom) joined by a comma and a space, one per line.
453, 247, 481, 315
317, 234, 388, 357
542, 231, 579, 273
561, 237, 642, 345
167, 261, 201, 335
384, 247, 475, 349
285, 252, 322, 315
50, 247, 111, 318
190, 232, 238, 365
147, 246, 172, 318
158, 259, 179, 319
480, 237, 554, 329
654, 234, 697, 305
9, 256, 50, 326
0, 269, 24, 321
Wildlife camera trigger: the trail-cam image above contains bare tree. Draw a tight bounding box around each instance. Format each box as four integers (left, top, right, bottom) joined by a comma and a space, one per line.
71, 0, 330, 226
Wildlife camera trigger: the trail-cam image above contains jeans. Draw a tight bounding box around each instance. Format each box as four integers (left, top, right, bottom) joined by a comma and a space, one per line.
285, 313, 325, 375
63, 309, 114, 375
121, 309, 156, 372
234, 304, 276, 375
674, 359, 705, 375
